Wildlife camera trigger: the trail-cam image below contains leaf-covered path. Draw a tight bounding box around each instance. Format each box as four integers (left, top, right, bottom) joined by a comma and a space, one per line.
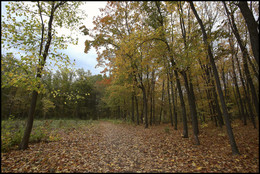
1, 120, 259, 173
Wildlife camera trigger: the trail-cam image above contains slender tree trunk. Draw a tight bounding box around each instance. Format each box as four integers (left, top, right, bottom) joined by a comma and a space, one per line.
143, 87, 148, 128
152, 80, 156, 125
174, 70, 188, 138
245, 79, 256, 129
140, 98, 144, 124
211, 77, 224, 127
135, 95, 139, 125
234, 45, 250, 124
196, 76, 205, 123
131, 92, 135, 123
167, 72, 174, 127
169, 73, 178, 130
223, 1, 259, 120
229, 36, 247, 125
149, 70, 155, 125
159, 79, 165, 124
190, 1, 240, 155
198, 59, 224, 127
182, 71, 200, 145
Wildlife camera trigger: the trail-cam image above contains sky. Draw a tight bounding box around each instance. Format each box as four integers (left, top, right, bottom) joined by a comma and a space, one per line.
1, 1, 108, 75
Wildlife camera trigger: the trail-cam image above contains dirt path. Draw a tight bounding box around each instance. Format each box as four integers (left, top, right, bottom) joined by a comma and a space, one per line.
1, 120, 259, 173
95, 121, 147, 172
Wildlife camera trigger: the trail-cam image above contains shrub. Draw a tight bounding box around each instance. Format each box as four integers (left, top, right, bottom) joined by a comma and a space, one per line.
1, 116, 24, 152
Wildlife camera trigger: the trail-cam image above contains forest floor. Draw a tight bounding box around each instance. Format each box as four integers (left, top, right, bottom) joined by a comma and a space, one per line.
1, 119, 259, 173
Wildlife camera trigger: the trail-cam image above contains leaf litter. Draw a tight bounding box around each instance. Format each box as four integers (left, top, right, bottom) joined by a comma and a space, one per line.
1, 120, 259, 173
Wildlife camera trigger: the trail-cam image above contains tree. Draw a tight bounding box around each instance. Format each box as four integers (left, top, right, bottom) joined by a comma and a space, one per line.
223, 1, 258, 126
2, 1, 86, 150
189, 1, 240, 155
236, 1, 259, 66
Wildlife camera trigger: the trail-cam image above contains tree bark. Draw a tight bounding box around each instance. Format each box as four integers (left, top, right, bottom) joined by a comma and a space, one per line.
167, 71, 174, 127
181, 71, 200, 145
131, 92, 135, 123
174, 70, 188, 138
142, 87, 148, 128
236, 1, 259, 66
159, 79, 165, 124
170, 74, 178, 130
190, 1, 240, 155
135, 95, 139, 125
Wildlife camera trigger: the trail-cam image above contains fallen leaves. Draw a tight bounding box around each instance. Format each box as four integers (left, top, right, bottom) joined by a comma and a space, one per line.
1, 120, 259, 173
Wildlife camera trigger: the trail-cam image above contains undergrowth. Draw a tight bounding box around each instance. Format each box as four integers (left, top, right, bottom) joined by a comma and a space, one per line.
1, 117, 94, 152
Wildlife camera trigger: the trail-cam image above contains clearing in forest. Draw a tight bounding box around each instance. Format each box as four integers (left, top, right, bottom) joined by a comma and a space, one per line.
1, 120, 259, 173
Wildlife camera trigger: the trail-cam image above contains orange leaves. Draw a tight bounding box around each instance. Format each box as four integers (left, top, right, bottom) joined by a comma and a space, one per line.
100, 15, 113, 25
96, 77, 111, 86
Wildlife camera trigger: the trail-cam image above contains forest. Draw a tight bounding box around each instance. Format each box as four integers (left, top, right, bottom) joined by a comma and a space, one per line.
1, 1, 259, 173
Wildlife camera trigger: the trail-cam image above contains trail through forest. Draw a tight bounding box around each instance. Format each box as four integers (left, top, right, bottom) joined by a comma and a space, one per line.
1, 120, 259, 173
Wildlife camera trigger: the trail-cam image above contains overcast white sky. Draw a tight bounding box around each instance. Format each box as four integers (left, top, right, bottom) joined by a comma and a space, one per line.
1, 1, 107, 75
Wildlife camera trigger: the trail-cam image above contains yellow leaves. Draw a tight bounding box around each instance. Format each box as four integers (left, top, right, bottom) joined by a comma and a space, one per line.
8, 72, 14, 77
196, 166, 203, 170
192, 162, 196, 167
201, 123, 208, 128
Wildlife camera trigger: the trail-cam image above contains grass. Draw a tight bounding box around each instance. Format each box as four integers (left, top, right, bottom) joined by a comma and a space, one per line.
1, 117, 95, 152
99, 118, 133, 125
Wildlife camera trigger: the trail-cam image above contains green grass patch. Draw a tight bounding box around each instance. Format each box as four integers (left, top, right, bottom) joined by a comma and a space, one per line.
1, 118, 94, 152
99, 118, 126, 124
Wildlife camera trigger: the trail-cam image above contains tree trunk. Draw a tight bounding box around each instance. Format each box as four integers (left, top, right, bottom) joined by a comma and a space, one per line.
167, 72, 174, 127
149, 70, 155, 125
135, 95, 139, 125
229, 35, 247, 125
174, 70, 188, 138
170, 73, 178, 130
211, 77, 224, 127
236, 1, 259, 66
223, 1, 259, 120
143, 87, 148, 128
190, 1, 240, 155
159, 79, 165, 124
131, 92, 135, 123
19, 90, 38, 150
19, 2, 56, 150
182, 71, 200, 145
